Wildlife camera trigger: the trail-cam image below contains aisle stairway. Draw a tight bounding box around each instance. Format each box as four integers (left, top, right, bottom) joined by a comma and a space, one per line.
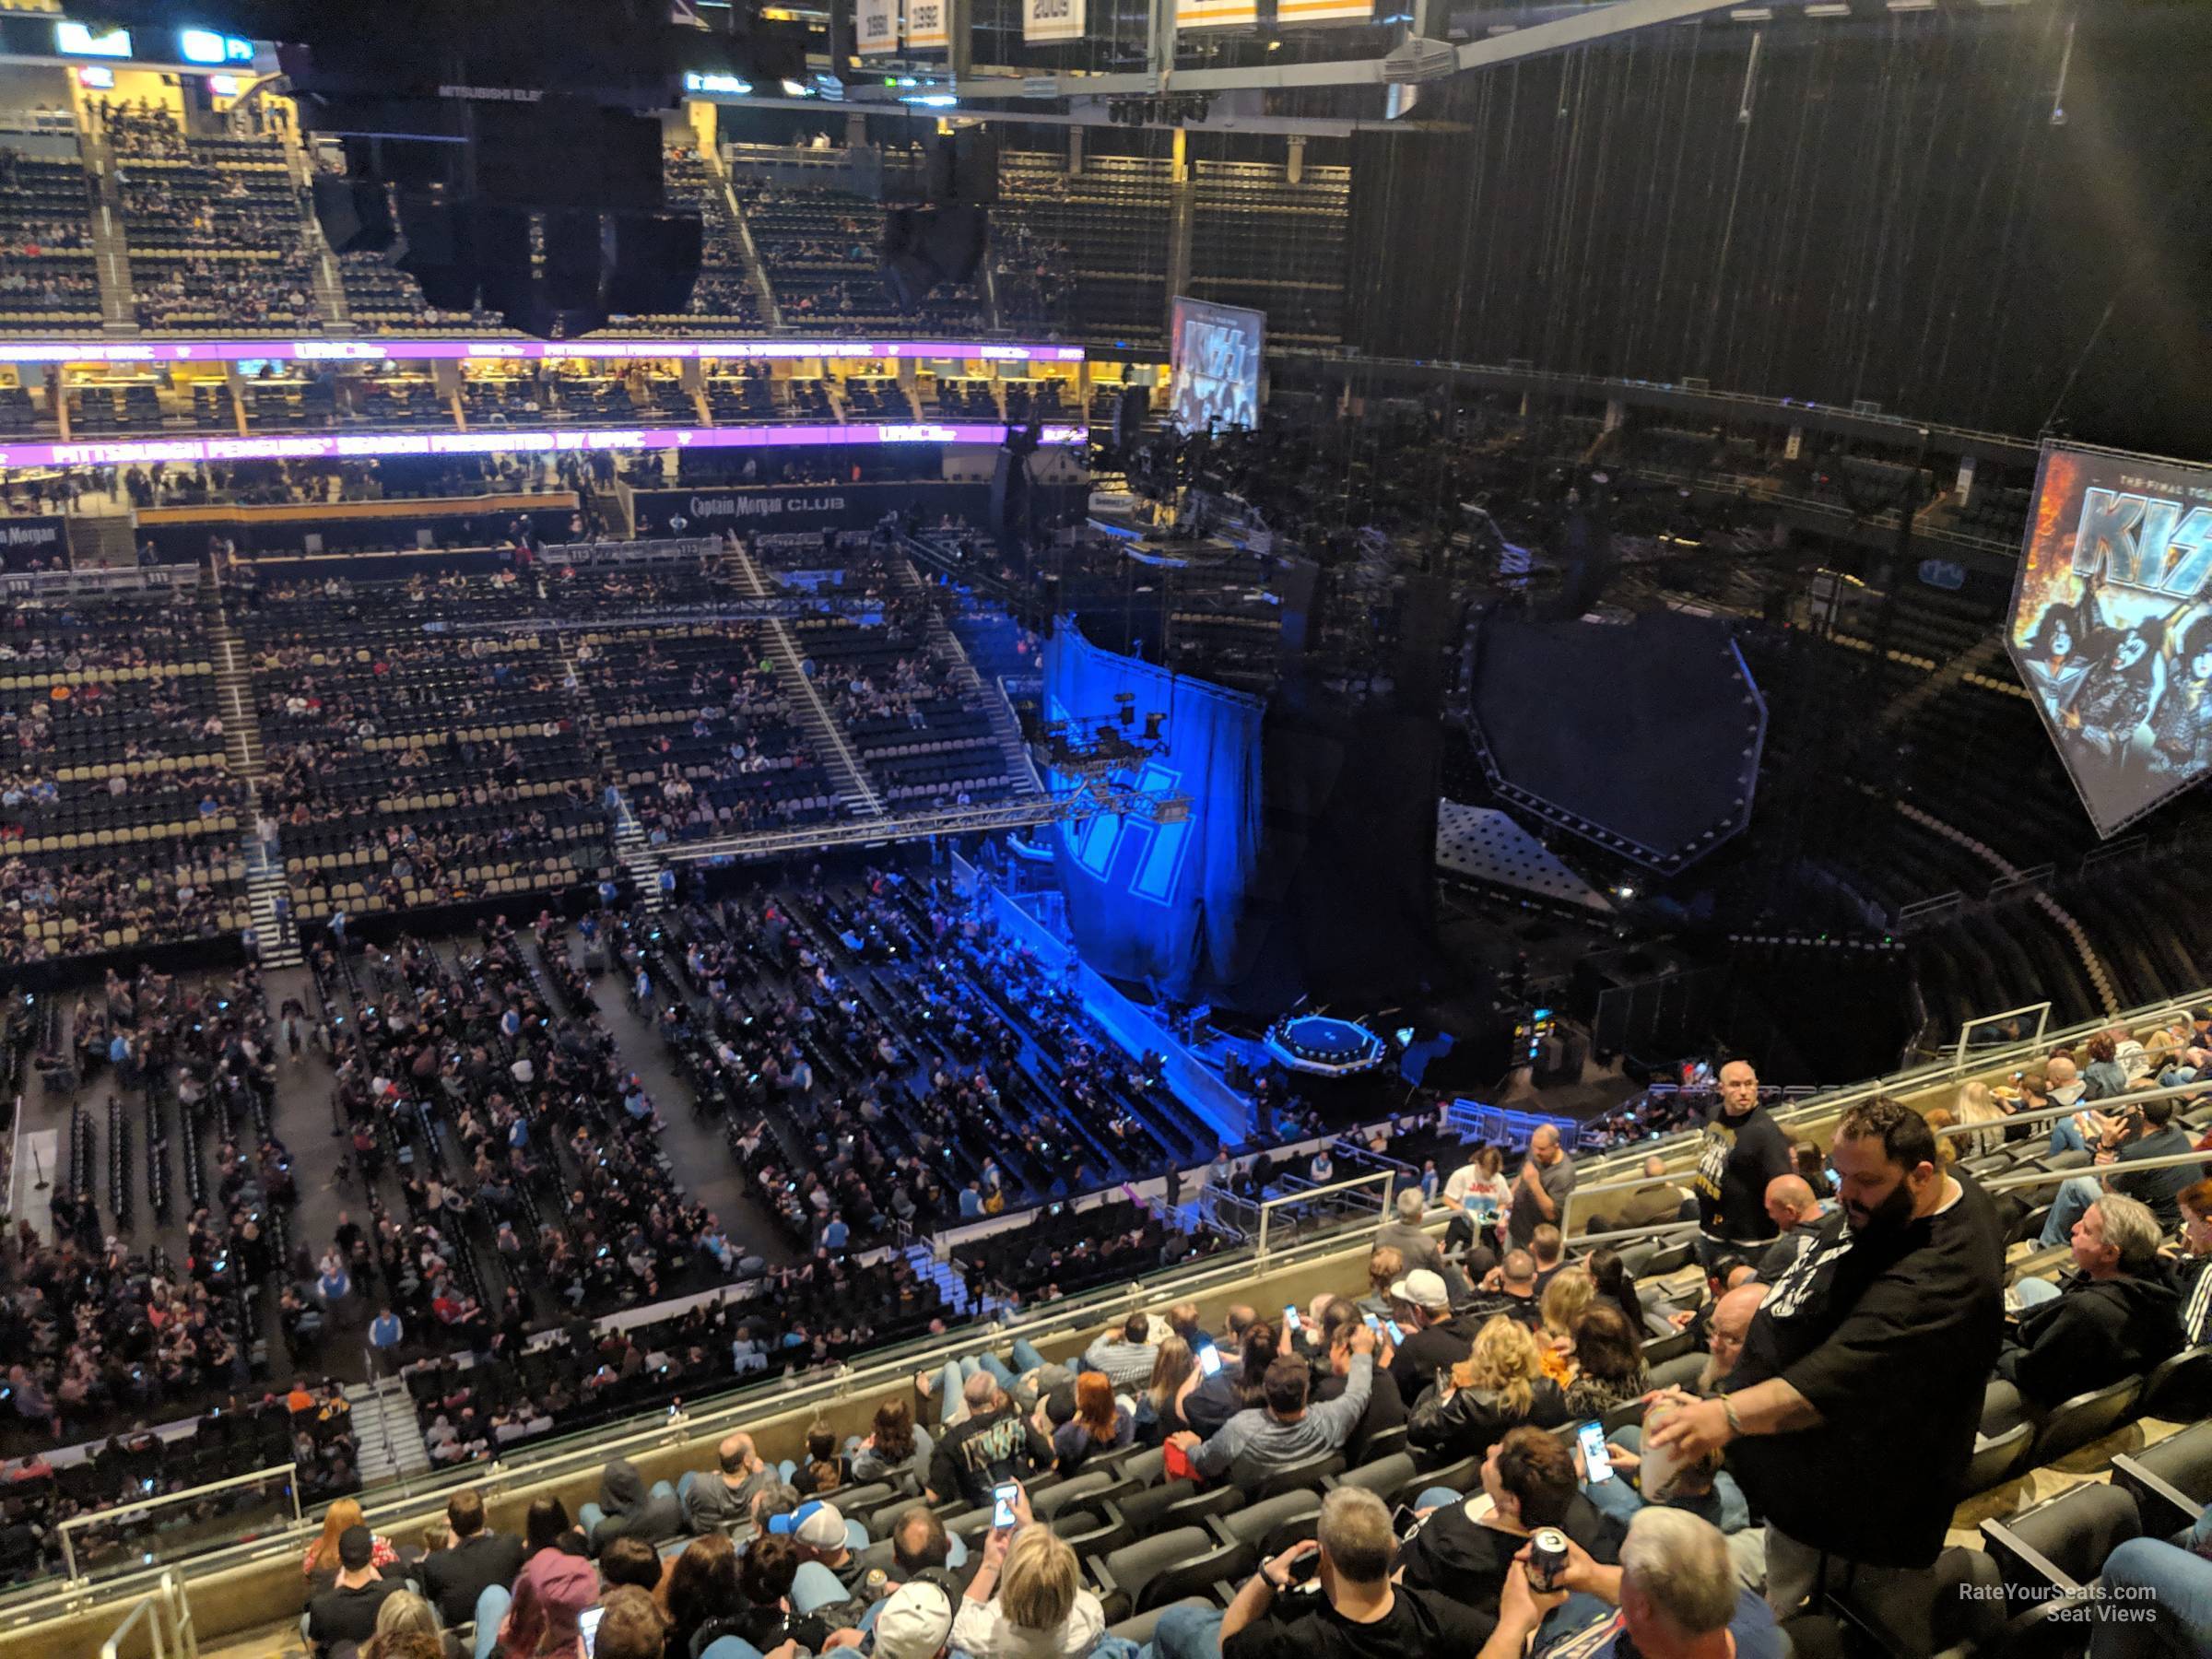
897, 555, 1041, 795
204, 571, 301, 966
725, 544, 884, 818
347, 1377, 433, 1485
906, 1240, 977, 1319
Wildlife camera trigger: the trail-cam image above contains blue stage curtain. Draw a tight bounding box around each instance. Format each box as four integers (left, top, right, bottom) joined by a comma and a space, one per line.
1042, 621, 1264, 995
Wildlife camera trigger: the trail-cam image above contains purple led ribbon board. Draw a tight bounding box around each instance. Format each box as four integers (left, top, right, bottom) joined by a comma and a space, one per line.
0, 337, 1089, 364
0, 423, 1090, 469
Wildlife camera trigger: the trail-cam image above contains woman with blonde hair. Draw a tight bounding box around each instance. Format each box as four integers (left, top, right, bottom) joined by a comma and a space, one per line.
953, 1490, 1107, 1658
1134, 1335, 1196, 1445
1406, 1314, 1568, 1462
1921, 1108, 1961, 1167
1536, 1266, 1595, 1380
372, 1590, 447, 1648
1952, 1080, 2007, 1159
304, 1496, 398, 1584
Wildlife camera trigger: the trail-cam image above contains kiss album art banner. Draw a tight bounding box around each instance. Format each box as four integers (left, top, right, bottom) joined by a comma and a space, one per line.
2007, 441, 2212, 837
1169, 298, 1265, 435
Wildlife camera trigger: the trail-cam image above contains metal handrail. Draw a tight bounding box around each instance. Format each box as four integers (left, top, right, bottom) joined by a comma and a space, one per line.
1983, 1149, 2212, 1193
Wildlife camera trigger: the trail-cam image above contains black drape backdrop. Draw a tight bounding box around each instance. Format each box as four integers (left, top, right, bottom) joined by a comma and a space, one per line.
1346, 4, 2212, 457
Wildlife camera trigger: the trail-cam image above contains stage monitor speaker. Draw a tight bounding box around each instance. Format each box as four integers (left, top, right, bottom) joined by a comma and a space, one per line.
311, 174, 393, 254
605, 211, 703, 315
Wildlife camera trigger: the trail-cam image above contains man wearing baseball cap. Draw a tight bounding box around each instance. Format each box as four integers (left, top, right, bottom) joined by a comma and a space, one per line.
771, 1500, 869, 1611
305, 1525, 402, 1657
872, 1579, 956, 1659
1387, 1267, 1477, 1402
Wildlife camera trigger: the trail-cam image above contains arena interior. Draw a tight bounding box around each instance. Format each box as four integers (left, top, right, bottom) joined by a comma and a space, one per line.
1, 3, 2210, 1658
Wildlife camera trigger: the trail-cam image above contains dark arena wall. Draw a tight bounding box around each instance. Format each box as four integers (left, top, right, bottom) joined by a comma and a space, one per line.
1346, 2, 2212, 458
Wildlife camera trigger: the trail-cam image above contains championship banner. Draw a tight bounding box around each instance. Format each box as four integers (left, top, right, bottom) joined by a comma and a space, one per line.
2006, 441, 2212, 837
1175, 0, 1258, 28
903, 0, 948, 49
1169, 297, 1265, 433
1273, 0, 1372, 20
1023, 0, 1086, 43
855, 0, 897, 54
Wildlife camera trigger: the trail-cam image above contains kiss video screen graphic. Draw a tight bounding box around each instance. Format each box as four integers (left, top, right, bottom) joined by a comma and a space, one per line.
2007, 441, 2212, 836
1169, 298, 1265, 434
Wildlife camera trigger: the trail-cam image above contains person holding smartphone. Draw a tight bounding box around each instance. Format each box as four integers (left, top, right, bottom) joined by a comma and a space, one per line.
950, 1484, 1106, 1659
1147, 1488, 1489, 1659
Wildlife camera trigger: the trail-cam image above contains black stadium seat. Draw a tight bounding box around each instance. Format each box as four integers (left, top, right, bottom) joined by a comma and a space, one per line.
1091, 1526, 1215, 1620
1965, 1422, 2031, 1495
1982, 1483, 2141, 1653
2110, 1419, 2212, 1538
2030, 1374, 2142, 1465
2136, 1345, 2212, 1423
1218, 1490, 1321, 1551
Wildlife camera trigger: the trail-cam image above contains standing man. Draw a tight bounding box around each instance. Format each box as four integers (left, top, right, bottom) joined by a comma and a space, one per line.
1507, 1126, 1576, 1252
1690, 1060, 1795, 1272
1649, 1098, 2004, 1647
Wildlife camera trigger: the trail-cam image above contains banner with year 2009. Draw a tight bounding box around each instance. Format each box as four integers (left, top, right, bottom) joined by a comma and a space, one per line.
1024, 0, 1085, 44
855, 0, 898, 54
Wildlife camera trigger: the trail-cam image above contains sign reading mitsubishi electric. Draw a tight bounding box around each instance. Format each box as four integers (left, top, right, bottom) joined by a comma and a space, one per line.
2006, 441, 2212, 836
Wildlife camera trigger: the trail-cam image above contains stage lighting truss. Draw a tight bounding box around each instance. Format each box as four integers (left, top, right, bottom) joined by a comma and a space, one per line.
1027, 700, 1170, 780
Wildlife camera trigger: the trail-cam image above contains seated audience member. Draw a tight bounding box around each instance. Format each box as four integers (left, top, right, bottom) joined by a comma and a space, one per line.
1529, 1227, 1568, 1295
851, 1399, 933, 1488
682, 1431, 776, 1532
887, 1504, 970, 1582
949, 1494, 1106, 1659
730, 1533, 839, 1653
1182, 1318, 1277, 1442
1151, 1488, 1493, 1659
1133, 1335, 1199, 1444
870, 1579, 957, 1659
2041, 1098, 2209, 1244
1477, 1508, 1783, 1659
799, 1428, 851, 1496
1359, 1252, 1406, 1321
1535, 1269, 1595, 1376
1171, 1325, 1378, 1481
1312, 1300, 1406, 1462
419, 1489, 525, 1628
1397, 1428, 1623, 1616
1999, 1194, 2183, 1409
1387, 1269, 1477, 1400
581, 1459, 680, 1554
307, 1526, 404, 1657
1377, 1187, 1453, 1282
924, 1371, 1053, 1506
2089, 1504, 2212, 1659
307, 1497, 400, 1585
661, 1533, 747, 1659
369, 1592, 452, 1659
1952, 1081, 2008, 1159
1465, 1252, 1543, 1327
588, 1587, 666, 1659
1583, 1155, 1688, 1235
778, 1499, 868, 1606
1051, 1372, 1134, 1474
2173, 1178, 2212, 1347
1408, 1315, 1570, 1463
522, 1495, 590, 1561
1559, 1305, 1651, 1418
1586, 1248, 1645, 1335
1581, 1399, 1750, 1537
1694, 1284, 1766, 1396
1754, 1177, 1826, 1283
596, 1536, 663, 1594
1081, 1312, 1161, 1390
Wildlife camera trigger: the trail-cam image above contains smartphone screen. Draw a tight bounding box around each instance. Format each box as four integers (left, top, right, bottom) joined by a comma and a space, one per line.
1282, 1304, 1301, 1335
992, 1482, 1019, 1529
1384, 1320, 1406, 1346
1360, 1312, 1382, 1333
1197, 1344, 1223, 1377
1577, 1420, 1613, 1484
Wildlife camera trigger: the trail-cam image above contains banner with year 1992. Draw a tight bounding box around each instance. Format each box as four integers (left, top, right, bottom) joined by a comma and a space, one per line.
2006, 441, 2212, 837
855, 0, 898, 53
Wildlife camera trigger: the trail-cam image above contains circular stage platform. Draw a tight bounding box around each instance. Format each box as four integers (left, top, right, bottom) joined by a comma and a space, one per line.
1265, 1014, 1387, 1077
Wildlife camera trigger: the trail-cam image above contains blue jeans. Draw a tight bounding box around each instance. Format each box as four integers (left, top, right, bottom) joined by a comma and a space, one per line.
2040, 1176, 2100, 1249
1146, 1604, 1223, 1659
699, 1641, 766, 1659
2091, 1526, 2212, 1656
933, 1339, 1048, 1426
2050, 1117, 2089, 1157
474, 1585, 510, 1659
1416, 1486, 1463, 1511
